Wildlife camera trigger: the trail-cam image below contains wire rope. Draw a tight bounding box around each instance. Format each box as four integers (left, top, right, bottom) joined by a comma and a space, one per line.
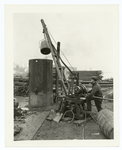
48, 30, 76, 72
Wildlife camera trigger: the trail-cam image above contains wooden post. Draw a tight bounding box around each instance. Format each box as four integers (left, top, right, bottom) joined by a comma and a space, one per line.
56, 42, 60, 101
76, 72, 79, 86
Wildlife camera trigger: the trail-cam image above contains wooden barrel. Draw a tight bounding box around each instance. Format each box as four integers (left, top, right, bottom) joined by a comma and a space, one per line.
97, 109, 114, 139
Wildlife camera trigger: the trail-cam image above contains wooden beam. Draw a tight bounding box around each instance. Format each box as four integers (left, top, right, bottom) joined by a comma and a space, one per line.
16, 111, 49, 140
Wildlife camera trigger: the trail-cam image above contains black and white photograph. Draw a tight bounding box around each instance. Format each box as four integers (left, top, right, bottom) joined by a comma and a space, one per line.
5, 4, 120, 147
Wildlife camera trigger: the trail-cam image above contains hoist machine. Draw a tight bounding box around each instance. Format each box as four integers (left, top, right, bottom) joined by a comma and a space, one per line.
40, 19, 88, 122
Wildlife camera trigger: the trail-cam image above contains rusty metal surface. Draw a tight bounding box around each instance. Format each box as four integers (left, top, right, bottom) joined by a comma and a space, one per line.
29, 59, 53, 107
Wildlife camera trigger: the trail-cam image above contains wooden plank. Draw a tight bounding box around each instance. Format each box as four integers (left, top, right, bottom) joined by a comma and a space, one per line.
46, 111, 57, 121
93, 96, 113, 101
17, 111, 49, 141
53, 113, 63, 122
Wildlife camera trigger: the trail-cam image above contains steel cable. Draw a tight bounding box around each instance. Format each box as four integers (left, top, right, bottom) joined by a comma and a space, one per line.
48, 30, 76, 72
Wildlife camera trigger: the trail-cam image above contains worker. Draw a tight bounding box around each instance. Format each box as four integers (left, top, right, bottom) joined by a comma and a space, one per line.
85, 76, 103, 113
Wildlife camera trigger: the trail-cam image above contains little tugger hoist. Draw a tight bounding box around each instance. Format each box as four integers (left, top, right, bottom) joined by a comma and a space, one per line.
39, 19, 114, 140
39, 19, 111, 123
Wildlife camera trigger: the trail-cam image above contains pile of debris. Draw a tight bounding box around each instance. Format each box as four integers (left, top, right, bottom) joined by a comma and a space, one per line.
14, 124, 22, 136
14, 76, 29, 96
14, 98, 28, 117
14, 98, 29, 136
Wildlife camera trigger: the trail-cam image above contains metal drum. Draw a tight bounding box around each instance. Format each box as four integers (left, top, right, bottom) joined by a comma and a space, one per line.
40, 40, 51, 55
97, 109, 114, 139
29, 59, 53, 108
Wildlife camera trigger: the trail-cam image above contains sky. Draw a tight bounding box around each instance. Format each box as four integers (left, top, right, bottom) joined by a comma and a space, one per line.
13, 6, 115, 79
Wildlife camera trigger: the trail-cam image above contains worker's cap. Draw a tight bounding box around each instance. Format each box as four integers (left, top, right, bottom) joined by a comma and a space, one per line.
91, 76, 98, 81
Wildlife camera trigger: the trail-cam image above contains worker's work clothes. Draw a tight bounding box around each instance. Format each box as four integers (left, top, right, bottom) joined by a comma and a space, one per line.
86, 83, 103, 112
